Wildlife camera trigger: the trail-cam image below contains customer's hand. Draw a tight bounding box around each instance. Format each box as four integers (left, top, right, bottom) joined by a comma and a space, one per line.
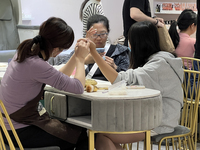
75, 39, 90, 62
104, 56, 117, 70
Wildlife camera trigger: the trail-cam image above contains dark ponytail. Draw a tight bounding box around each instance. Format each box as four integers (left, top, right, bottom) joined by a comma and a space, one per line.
16, 17, 74, 63
168, 21, 179, 49
79, 0, 89, 20
168, 9, 197, 49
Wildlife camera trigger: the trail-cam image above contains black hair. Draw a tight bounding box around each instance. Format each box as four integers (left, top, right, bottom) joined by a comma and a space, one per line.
79, 0, 89, 20
16, 17, 74, 63
128, 21, 161, 69
168, 9, 197, 48
87, 14, 110, 33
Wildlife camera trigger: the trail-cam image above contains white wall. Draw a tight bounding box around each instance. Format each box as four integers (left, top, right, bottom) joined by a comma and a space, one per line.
20, 0, 125, 49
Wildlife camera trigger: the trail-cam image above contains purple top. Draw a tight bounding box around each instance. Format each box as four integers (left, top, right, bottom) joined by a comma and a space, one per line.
0, 54, 84, 130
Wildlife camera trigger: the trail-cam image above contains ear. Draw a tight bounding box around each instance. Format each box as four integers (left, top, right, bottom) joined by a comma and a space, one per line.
53, 47, 59, 52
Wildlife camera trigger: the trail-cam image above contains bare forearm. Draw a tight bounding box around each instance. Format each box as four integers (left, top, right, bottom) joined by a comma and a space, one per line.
59, 54, 76, 76
130, 8, 157, 24
85, 54, 95, 65
90, 49, 118, 84
74, 58, 86, 87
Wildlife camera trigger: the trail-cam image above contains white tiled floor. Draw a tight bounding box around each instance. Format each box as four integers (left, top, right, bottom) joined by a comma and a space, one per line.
130, 141, 200, 150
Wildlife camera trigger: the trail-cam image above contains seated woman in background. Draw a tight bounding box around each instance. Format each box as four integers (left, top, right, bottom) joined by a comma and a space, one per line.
169, 9, 197, 68
49, 14, 130, 81
85, 14, 130, 81
87, 21, 183, 150
0, 17, 89, 149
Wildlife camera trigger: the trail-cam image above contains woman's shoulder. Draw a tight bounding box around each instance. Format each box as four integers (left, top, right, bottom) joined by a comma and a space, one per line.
26, 56, 52, 71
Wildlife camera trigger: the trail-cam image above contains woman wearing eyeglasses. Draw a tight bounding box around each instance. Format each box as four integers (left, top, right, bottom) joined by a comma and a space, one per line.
84, 14, 130, 81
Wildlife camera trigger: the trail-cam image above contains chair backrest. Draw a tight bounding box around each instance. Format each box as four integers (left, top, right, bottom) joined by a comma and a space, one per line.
0, 99, 23, 150
181, 57, 200, 71
181, 69, 200, 136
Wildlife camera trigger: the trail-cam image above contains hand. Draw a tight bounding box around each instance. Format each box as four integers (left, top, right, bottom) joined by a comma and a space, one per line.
157, 21, 164, 28
99, 52, 106, 57
155, 17, 164, 24
86, 26, 97, 39
75, 39, 90, 62
104, 56, 117, 70
77, 38, 96, 53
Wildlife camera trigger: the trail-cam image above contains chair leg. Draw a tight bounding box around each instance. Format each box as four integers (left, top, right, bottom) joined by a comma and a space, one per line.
89, 130, 95, 150
129, 143, 132, 150
187, 136, 193, 150
0, 130, 6, 150
145, 131, 151, 150
137, 141, 139, 150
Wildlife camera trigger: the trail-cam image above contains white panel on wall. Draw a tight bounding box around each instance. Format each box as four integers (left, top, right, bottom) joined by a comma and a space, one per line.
20, 0, 124, 49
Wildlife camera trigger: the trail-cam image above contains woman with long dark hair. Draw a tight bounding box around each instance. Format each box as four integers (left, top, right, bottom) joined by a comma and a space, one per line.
169, 9, 197, 67
88, 21, 183, 149
79, 0, 104, 37
0, 17, 89, 149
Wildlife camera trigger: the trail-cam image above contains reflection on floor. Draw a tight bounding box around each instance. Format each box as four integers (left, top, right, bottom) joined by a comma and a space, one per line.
130, 141, 200, 150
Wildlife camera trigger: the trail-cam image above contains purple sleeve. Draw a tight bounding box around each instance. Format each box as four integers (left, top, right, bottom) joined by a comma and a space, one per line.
29, 61, 84, 94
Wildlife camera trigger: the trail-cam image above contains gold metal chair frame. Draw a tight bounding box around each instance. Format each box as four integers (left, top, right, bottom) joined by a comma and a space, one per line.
0, 100, 24, 150
151, 69, 200, 150
181, 57, 200, 143
88, 130, 151, 150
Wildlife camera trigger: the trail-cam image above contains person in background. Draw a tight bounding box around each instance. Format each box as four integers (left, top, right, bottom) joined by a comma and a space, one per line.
85, 14, 130, 81
122, 0, 164, 46
169, 9, 197, 66
80, 0, 104, 38
87, 21, 183, 150
48, 15, 130, 81
0, 17, 89, 150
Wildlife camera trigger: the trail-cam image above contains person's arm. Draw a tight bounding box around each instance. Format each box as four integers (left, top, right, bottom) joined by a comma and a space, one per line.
74, 40, 90, 86
74, 57, 86, 87
110, 52, 130, 72
130, 8, 164, 27
89, 41, 118, 84
60, 40, 90, 87
85, 53, 95, 65
59, 53, 76, 76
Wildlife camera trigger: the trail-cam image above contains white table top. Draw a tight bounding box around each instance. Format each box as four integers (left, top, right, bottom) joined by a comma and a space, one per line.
45, 79, 161, 100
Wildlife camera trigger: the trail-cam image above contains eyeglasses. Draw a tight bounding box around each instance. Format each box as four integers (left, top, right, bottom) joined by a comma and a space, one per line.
91, 33, 108, 39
